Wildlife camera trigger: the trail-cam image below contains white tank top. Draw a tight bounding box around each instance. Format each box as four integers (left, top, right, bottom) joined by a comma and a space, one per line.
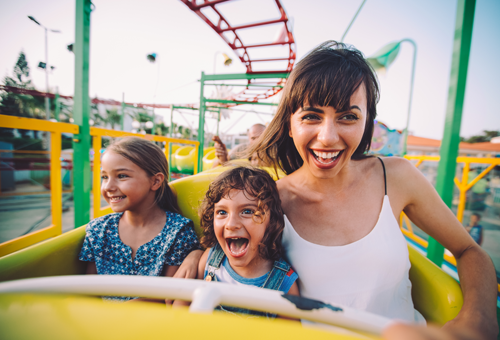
283, 195, 425, 323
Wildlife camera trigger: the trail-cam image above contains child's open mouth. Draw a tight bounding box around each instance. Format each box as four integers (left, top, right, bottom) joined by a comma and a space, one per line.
110, 196, 126, 203
226, 237, 249, 258
311, 150, 343, 164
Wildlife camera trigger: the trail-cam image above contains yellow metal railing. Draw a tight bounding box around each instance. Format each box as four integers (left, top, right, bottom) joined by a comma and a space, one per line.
90, 127, 200, 219
0, 149, 73, 197
0, 114, 199, 256
0, 114, 79, 256
401, 155, 500, 294
404, 155, 500, 223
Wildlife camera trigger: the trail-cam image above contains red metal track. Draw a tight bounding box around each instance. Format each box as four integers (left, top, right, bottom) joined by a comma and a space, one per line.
180, 0, 296, 102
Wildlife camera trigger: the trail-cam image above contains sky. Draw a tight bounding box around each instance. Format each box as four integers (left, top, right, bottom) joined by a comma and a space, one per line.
0, 0, 499, 140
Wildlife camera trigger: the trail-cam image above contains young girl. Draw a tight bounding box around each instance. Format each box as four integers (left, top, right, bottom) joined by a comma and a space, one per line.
193, 166, 299, 317
79, 137, 200, 301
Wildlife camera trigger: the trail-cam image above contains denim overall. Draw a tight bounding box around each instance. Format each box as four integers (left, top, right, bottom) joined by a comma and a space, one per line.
205, 243, 291, 318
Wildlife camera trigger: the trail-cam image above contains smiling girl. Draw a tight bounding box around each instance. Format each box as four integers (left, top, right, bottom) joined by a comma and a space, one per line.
194, 166, 299, 317
79, 137, 200, 301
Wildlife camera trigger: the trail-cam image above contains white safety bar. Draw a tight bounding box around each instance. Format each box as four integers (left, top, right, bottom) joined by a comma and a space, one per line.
0, 275, 395, 335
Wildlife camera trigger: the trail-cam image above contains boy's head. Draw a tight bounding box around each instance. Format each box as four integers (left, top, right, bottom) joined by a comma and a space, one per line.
200, 166, 284, 261
470, 213, 481, 225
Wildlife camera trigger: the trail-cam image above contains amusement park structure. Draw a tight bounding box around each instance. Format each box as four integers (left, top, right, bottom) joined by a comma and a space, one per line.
0, 0, 499, 335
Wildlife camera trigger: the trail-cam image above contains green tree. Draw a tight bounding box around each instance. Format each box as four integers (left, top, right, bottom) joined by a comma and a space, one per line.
0, 51, 46, 139
462, 130, 500, 143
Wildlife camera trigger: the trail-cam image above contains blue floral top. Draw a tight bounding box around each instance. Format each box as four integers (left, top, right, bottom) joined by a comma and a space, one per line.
79, 211, 200, 301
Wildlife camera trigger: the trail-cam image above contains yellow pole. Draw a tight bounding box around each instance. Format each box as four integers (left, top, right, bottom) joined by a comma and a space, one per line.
456, 162, 469, 223
50, 132, 62, 233
193, 146, 199, 175
92, 136, 102, 218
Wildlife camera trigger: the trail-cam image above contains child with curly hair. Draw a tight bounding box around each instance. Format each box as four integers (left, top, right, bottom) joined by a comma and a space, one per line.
193, 166, 299, 317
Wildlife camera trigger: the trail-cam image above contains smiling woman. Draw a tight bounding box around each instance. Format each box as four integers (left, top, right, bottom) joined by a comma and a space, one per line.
248, 41, 499, 339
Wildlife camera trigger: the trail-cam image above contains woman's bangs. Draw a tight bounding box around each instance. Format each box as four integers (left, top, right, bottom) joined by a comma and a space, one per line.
288, 62, 365, 113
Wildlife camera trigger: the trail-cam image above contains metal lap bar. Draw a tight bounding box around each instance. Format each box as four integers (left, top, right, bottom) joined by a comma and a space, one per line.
0, 115, 79, 257
89, 127, 199, 219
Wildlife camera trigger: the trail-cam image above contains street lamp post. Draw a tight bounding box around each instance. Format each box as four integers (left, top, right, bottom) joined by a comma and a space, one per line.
367, 39, 417, 156
28, 16, 61, 121
147, 53, 159, 135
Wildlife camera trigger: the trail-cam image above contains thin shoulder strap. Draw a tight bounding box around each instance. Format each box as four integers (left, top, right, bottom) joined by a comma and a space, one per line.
377, 157, 387, 196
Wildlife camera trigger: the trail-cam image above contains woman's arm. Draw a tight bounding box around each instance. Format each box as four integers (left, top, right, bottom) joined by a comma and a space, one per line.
389, 158, 498, 339
173, 249, 203, 279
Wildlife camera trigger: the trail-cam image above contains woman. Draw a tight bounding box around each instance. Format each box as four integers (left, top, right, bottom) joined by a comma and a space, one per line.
246, 41, 497, 339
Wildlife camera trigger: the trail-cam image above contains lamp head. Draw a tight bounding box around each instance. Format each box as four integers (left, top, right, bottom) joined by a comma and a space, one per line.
28, 16, 41, 26
222, 53, 232, 66
67, 44, 74, 52
367, 41, 401, 71
147, 53, 157, 63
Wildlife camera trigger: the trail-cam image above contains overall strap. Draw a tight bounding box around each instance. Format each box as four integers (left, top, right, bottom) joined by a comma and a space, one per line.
377, 157, 387, 196
261, 258, 291, 291
206, 243, 226, 282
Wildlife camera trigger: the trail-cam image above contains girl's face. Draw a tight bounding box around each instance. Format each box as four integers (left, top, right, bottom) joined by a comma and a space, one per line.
214, 189, 269, 274
100, 151, 159, 213
289, 83, 368, 178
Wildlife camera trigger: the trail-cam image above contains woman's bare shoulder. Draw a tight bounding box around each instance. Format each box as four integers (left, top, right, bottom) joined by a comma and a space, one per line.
379, 156, 433, 204
380, 156, 423, 182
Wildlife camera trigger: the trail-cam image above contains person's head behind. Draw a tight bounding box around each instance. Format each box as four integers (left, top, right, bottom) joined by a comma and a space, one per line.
105, 137, 180, 214
248, 124, 266, 144
200, 166, 284, 261
470, 213, 481, 225
250, 41, 379, 174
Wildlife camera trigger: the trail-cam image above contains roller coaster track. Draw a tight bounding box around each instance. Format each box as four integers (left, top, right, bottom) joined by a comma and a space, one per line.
180, 0, 296, 102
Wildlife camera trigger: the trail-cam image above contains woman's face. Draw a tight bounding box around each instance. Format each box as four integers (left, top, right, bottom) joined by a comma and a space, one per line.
289, 83, 367, 178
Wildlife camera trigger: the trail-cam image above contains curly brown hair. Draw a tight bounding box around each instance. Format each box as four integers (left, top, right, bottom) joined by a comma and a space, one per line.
200, 166, 284, 261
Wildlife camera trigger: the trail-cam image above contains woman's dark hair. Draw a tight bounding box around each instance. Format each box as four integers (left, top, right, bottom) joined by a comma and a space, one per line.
200, 166, 284, 261
248, 40, 380, 174
107, 137, 180, 214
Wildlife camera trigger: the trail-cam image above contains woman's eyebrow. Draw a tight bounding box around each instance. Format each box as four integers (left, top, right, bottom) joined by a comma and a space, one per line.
301, 107, 324, 113
350, 105, 361, 111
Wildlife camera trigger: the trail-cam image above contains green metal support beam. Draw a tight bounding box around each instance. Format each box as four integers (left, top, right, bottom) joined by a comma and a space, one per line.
205, 99, 279, 106
196, 71, 289, 173
427, 0, 476, 266
72, 0, 92, 228
54, 90, 60, 122
197, 72, 206, 173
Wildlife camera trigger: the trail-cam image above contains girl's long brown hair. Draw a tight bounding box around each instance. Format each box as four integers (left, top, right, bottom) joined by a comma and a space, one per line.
248, 41, 380, 175
107, 137, 180, 214
199, 166, 284, 261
